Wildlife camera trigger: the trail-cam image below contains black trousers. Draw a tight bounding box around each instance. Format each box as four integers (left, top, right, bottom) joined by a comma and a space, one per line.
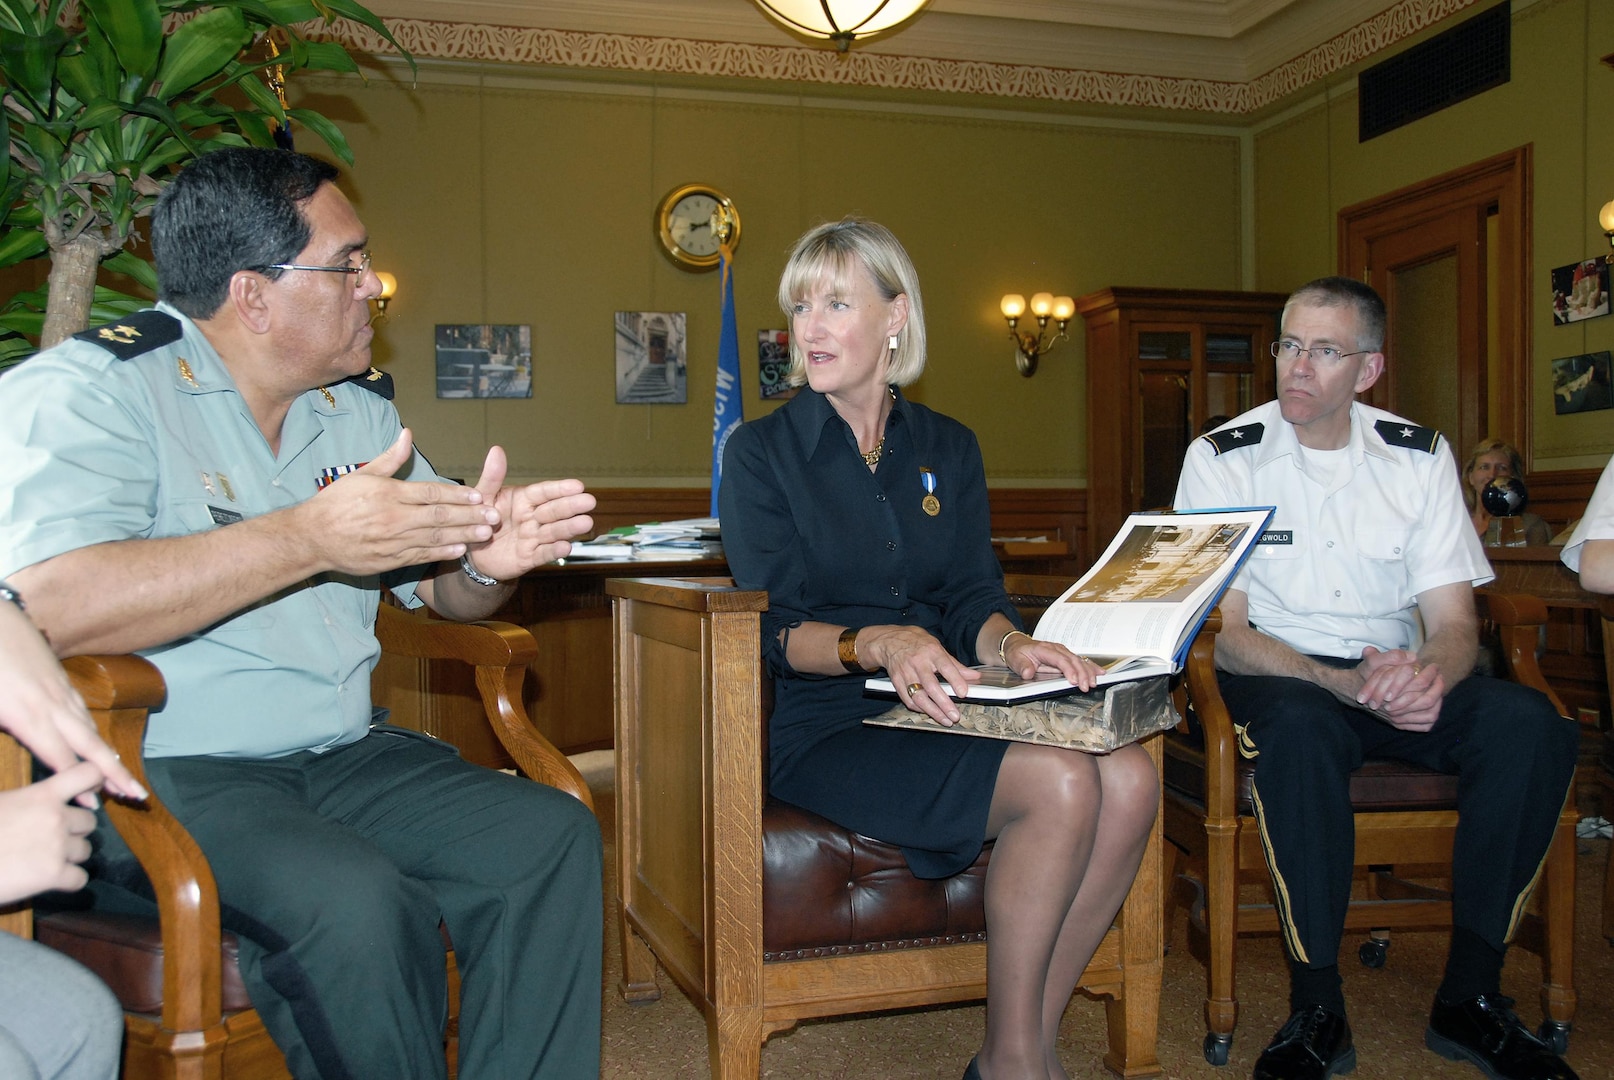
1215, 669, 1577, 971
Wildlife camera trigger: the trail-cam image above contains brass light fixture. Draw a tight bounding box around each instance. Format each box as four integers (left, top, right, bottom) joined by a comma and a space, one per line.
1600, 199, 1614, 262
999, 292, 1075, 377
751, 0, 931, 53
373, 271, 397, 319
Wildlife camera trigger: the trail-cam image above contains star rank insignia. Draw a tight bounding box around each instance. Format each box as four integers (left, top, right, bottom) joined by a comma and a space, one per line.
1373, 418, 1440, 453
1204, 423, 1264, 455
73, 309, 183, 360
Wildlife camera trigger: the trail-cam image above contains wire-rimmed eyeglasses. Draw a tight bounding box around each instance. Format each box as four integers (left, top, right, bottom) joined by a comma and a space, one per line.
1270, 339, 1373, 365
263, 250, 372, 278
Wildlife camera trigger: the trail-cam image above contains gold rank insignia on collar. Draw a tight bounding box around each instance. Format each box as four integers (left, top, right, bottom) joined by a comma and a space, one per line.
97, 324, 141, 346
319, 386, 336, 407
176, 357, 199, 387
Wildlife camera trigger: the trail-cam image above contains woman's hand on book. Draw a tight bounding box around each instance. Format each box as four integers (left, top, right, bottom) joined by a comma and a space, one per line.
1002, 635, 1103, 692
863, 626, 978, 725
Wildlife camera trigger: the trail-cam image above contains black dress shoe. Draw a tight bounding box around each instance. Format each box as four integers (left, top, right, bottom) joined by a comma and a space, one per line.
962, 1055, 982, 1080
1253, 1005, 1356, 1080
1425, 994, 1579, 1080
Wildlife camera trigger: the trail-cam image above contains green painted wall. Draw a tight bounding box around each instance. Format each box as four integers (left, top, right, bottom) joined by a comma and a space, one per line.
299, 67, 1246, 487
1251, 0, 1614, 470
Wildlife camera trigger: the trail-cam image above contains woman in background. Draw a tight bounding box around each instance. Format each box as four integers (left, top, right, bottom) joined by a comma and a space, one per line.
1462, 438, 1551, 547
719, 219, 1157, 1080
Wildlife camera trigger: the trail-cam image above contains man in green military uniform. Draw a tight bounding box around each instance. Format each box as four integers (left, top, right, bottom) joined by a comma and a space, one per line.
0, 148, 602, 1079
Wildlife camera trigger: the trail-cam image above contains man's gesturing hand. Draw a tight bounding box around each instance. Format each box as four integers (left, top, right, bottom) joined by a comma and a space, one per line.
464, 446, 595, 580
300, 428, 501, 575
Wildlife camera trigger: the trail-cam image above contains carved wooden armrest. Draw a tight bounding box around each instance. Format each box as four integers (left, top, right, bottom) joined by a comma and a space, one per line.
375, 605, 593, 811
1180, 609, 1242, 819
61, 654, 224, 1037
1475, 588, 1563, 714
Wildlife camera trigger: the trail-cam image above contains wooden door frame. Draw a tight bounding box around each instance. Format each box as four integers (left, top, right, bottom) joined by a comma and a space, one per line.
1338, 146, 1532, 466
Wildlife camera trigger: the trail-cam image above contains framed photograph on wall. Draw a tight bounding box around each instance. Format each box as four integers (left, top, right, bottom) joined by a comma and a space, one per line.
615, 311, 687, 404
435, 324, 532, 399
1551, 350, 1613, 415
758, 329, 795, 400
1550, 258, 1610, 325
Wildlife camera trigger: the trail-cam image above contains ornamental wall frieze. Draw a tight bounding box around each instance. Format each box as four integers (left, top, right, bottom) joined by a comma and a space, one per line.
323, 0, 1485, 116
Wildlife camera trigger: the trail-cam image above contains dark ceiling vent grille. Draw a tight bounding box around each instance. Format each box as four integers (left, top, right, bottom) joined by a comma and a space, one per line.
1359, 2, 1510, 142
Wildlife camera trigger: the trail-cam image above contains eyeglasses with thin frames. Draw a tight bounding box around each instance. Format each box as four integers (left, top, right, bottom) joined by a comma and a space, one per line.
1270, 339, 1373, 365
262, 250, 372, 280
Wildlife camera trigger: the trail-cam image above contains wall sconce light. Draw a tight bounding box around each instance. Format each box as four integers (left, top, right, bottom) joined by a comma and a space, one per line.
751, 0, 931, 52
1600, 199, 1614, 263
999, 291, 1075, 377
373, 271, 397, 319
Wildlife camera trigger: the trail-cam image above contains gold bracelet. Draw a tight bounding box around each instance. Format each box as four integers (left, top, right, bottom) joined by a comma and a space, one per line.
998, 629, 1031, 664
837, 626, 863, 673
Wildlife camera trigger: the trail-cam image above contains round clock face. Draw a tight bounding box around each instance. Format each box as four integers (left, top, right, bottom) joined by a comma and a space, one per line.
657, 184, 740, 271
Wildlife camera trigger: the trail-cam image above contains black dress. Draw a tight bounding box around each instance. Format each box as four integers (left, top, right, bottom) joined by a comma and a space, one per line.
719, 387, 1020, 878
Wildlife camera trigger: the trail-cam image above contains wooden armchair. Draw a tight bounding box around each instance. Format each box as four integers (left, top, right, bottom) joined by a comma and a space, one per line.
608, 574, 1165, 1079
30, 604, 589, 1080
1163, 591, 1578, 1065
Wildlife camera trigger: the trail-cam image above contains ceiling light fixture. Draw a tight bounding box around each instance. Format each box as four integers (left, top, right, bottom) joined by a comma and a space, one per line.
751, 1, 931, 53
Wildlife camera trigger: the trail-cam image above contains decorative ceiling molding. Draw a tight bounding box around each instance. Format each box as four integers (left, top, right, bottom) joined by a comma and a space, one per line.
328, 0, 1485, 115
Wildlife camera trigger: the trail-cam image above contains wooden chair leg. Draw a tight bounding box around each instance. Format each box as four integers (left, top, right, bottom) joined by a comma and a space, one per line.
1538, 807, 1578, 1033
707, 1006, 764, 1080
620, 920, 660, 1002
1203, 819, 1238, 1063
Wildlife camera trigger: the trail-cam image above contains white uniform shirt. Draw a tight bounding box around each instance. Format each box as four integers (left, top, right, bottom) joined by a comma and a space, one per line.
1559, 456, 1614, 572
1174, 400, 1492, 658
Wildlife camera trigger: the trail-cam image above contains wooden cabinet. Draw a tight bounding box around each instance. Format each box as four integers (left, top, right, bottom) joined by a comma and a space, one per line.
1077, 287, 1286, 561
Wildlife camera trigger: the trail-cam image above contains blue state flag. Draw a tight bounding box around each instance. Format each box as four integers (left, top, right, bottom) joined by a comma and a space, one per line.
711, 250, 743, 515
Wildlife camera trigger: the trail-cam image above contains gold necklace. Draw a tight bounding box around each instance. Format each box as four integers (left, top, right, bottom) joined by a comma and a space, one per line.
861, 436, 886, 468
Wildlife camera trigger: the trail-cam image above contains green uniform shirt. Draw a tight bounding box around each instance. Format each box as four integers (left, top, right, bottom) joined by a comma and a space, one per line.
0, 304, 444, 758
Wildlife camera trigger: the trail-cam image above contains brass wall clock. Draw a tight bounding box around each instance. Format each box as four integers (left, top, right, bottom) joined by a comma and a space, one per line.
656, 184, 740, 271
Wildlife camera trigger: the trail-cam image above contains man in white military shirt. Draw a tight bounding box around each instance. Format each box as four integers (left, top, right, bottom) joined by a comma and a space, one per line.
1174, 277, 1578, 1080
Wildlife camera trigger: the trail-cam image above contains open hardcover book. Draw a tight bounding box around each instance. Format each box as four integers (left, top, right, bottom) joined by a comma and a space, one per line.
865, 506, 1274, 705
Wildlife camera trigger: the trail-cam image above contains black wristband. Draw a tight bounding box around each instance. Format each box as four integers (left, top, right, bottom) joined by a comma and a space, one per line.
0, 580, 24, 613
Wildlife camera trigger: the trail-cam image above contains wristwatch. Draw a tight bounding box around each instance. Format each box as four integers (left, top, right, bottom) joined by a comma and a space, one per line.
459, 554, 500, 587
837, 626, 863, 673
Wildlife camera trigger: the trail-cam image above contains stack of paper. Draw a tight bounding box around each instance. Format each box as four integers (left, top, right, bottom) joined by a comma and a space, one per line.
564, 518, 723, 561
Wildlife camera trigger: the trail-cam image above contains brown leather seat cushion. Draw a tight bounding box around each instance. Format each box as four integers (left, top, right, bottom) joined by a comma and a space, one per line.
761, 798, 989, 960
36, 910, 255, 1015
1164, 733, 1460, 814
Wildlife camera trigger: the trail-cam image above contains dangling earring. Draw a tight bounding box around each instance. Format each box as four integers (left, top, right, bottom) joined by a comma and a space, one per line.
888, 334, 899, 351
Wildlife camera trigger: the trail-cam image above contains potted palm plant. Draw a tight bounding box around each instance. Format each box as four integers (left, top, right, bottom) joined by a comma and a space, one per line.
0, 0, 410, 366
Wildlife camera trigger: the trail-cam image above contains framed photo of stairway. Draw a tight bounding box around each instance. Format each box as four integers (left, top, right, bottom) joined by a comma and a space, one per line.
614, 310, 687, 404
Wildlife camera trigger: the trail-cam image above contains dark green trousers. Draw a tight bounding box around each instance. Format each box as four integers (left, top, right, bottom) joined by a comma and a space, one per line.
135, 727, 602, 1080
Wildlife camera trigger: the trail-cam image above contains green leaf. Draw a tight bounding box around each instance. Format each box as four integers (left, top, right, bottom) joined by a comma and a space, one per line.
154, 7, 252, 99
234, 69, 285, 118
301, 40, 358, 75
104, 249, 157, 292
0, 309, 44, 335
126, 97, 203, 158
82, 0, 163, 85
0, 23, 67, 111
0, 228, 48, 267
286, 108, 353, 164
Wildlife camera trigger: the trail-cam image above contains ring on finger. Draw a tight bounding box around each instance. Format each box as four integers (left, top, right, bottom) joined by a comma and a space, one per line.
907, 682, 924, 695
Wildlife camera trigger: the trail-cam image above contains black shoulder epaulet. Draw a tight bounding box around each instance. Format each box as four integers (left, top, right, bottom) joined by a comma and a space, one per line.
1373, 418, 1441, 453
1203, 422, 1264, 455
333, 367, 394, 400
72, 310, 182, 360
